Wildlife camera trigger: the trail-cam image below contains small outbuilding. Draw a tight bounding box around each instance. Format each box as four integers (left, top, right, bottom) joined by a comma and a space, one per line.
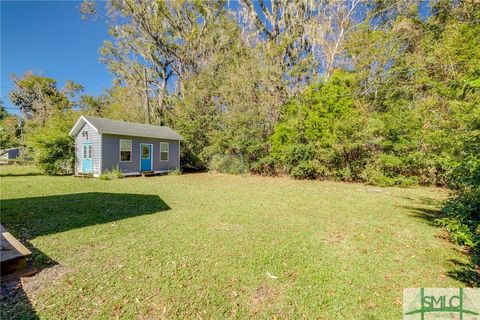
0, 147, 24, 161
69, 116, 183, 177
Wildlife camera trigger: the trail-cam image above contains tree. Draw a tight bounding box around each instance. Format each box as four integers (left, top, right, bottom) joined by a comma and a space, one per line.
27, 110, 78, 175
100, 0, 227, 124
97, 85, 148, 123
9, 73, 79, 127
78, 94, 108, 116
0, 100, 9, 121
0, 101, 21, 149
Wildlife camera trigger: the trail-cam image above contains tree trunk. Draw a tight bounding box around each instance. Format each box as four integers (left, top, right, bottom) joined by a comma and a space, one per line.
157, 75, 167, 126
143, 67, 151, 124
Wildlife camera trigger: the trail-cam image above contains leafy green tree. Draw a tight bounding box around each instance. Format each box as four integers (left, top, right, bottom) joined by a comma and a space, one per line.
0, 100, 21, 149
101, 86, 147, 124
27, 110, 78, 175
271, 70, 363, 179
0, 100, 8, 120
8, 73, 86, 172
9, 73, 70, 126
78, 94, 108, 116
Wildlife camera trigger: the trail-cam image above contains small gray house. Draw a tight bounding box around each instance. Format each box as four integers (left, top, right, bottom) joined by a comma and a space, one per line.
69, 116, 183, 177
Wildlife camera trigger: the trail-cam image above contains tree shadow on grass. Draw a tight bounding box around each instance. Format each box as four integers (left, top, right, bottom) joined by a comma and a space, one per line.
0, 165, 42, 177
1, 192, 170, 239
1, 274, 40, 320
0, 192, 170, 319
404, 206, 446, 227
0, 172, 43, 177
447, 258, 480, 287
401, 198, 480, 287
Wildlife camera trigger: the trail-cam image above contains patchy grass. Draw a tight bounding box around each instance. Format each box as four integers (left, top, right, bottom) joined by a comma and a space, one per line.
0, 171, 468, 319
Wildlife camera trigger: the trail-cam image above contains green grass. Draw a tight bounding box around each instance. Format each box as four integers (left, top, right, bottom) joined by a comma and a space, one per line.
0, 164, 41, 177
0, 171, 468, 319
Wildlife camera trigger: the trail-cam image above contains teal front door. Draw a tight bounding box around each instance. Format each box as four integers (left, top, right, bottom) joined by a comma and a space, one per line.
82, 142, 93, 173
140, 144, 152, 171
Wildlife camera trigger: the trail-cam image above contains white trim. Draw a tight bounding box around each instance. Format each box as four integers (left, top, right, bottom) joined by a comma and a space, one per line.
178, 140, 181, 169
69, 117, 84, 136
139, 143, 154, 172
69, 116, 99, 137
123, 171, 140, 177
99, 133, 102, 174
154, 170, 174, 174
119, 139, 132, 162
159, 142, 169, 162
82, 142, 93, 174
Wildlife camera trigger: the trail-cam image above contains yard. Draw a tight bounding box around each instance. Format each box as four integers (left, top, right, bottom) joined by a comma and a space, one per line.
0, 166, 468, 319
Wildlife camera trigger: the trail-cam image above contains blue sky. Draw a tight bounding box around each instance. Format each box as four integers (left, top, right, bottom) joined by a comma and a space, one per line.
1, 0, 112, 114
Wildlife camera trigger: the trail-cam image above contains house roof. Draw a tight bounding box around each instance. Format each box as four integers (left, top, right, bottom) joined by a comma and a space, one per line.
69, 116, 183, 140
0, 147, 23, 152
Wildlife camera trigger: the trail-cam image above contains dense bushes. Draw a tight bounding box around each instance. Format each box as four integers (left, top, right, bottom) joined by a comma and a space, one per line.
249, 156, 277, 176
208, 154, 245, 174
27, 112, 76, 175
265, 70, 446, 186
439, 134, 480, 271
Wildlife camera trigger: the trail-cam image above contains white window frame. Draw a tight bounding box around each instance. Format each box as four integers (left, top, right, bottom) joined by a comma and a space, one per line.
160, 142, 169, 162
119, 139, 132, 162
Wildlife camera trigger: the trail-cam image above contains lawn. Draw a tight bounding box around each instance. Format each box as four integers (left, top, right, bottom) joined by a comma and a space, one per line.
0, 167, 468, 319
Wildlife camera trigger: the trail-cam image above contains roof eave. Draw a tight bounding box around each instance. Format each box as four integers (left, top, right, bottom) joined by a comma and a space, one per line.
68, 117, 84, 137
69, 116, 99, 137
101, 131, 183, 141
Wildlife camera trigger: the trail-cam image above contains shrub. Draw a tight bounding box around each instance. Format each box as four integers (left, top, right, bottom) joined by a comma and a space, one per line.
110, 165, 123, 178
361, 166, 393, 186
250, 156, 277, 176
283, 144, 317, 169
99, 165, 123, 180
393, 175, 419, 187
99, 173, 111, 180
168, 169, 183, 176
208, 154, 244, 174
32, 138, 74, 175
289, 160, 320, 180
440, 154, 480, 248
27, 112, 76, 175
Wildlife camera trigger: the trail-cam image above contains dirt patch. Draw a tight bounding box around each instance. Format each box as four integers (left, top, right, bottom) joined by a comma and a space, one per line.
250, 285, 281, 316
322, 232, 347, 245
1, 264, 68, 318
21, 264, 68, 295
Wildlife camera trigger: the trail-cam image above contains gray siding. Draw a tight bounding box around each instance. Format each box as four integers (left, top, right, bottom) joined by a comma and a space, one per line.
74, 123, 101, 174
101, 134, 180, 174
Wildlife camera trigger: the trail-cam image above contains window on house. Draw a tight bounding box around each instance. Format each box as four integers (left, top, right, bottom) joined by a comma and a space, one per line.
141, 145, 150, 159
120, 139, 132, 162
83, 144, 92, 159
160, 142, 169, 161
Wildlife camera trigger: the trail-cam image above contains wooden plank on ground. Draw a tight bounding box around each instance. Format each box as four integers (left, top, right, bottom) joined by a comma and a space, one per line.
0, 224, 32, 276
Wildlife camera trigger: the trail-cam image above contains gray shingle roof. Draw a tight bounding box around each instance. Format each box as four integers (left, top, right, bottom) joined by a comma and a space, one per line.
71, 116, 183, 140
